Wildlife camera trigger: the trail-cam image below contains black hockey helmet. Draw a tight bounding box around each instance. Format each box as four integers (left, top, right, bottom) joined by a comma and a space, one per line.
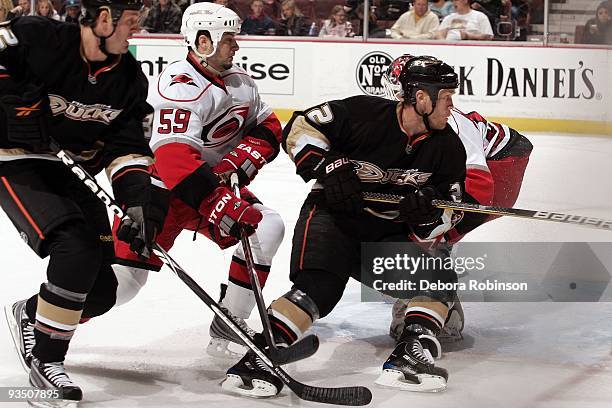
399, 56, 458, 107
81, 0, 144, 26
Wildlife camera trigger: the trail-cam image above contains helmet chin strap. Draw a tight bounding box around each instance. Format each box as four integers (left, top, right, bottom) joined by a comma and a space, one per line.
91, 20, 118, 57
412, 100, 435, 132
191, 43, 222, 75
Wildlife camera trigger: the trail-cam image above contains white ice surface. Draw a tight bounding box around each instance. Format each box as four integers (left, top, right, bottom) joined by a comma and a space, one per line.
1, 133, 611, 408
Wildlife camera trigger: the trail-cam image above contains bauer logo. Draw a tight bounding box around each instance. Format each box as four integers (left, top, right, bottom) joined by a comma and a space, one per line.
356, 51, 393, 96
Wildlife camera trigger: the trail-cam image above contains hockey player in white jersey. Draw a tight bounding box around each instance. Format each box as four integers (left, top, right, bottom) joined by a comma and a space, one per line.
112, 3, 286, 396
381, 54, 533, 345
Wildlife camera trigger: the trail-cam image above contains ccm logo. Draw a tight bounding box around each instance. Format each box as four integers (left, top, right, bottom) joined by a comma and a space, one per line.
325, 158, 349, 174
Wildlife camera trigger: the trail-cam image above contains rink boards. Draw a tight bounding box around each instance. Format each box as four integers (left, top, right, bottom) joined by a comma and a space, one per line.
129, 36, 612, 135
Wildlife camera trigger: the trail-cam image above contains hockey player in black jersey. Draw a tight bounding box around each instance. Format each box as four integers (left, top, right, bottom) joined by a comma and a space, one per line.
0, 1, 166, 405
229, 56, 467, 395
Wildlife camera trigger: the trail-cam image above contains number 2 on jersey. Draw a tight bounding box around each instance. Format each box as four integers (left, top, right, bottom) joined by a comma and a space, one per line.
158, 109, 191, 134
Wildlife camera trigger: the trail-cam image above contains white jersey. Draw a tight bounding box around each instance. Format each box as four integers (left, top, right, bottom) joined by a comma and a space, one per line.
148, 57, 273, 167
448, 107, 512, 167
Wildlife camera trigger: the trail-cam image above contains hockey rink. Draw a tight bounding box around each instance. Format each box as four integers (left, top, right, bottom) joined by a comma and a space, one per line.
1, 131, 611, 408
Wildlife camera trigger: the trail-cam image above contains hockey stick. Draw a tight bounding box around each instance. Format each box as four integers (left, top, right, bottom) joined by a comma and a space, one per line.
230, 173, 319, 366
51, 143, 371, 406
363, 191, 612, 231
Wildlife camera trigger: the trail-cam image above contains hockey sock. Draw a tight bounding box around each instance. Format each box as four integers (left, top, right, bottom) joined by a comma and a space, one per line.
268, 289, 320, 346
225, 256, 270, 318
403, 296, 449, 334
31, 282, 86, 363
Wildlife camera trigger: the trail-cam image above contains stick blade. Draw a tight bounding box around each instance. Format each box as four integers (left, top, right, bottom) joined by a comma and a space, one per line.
269, 334, 319, 365
299, 385, 373, 406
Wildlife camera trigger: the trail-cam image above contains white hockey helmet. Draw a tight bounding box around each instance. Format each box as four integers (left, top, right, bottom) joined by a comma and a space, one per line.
180, 3, 242, 58
381, 54, 414, 101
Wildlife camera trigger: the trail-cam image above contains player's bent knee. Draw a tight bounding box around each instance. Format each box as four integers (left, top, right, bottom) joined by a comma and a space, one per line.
292, 269, 346, 318
253, 204, 285, 259
113, 264, 150, 306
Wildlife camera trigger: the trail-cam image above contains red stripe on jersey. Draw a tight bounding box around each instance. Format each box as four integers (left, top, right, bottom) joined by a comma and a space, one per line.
153, 143, 207, 190
465, 167, 494, 206
259, 112, 283, 144
1, 177, 45, 240
111, 167, 149, 182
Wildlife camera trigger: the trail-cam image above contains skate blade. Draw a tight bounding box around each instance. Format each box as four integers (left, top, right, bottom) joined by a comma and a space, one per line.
4, 304, 30, 372
221, 374, 279, 398
206, 337, 244, 360
27, 398, 78, 408
375, 369, 447, 393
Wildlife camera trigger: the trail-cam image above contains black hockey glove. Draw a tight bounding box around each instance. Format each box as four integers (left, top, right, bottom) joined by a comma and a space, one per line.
113, 169, 169, 259
313, 151, 363, 215
398, 186, 443, 225
0, 83, 51, 152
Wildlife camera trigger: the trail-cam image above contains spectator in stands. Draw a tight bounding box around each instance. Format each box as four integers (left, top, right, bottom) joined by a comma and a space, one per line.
241, 0, 277, 35
276, 0, 309, 36
61, 0, 80, 23
35, 0, 60, 19
435, 0, 493, 40
6, 0, 33, 19
142, 0, 182, 33
319, 4, 355, 37
582, 1, 611, 44
430, 0, 454, 19
0, 0, 14, 22
0, 0, 13, 22
471, 0, 511, 34
211, 0, 242, 17
390, 0, 440, 39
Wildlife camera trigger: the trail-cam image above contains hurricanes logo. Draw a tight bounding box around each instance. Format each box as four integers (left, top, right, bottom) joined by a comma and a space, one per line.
202, 105, 250, 148
356, 52, 393, 96
49, 95, 121, 125
352, 160, 432, 186
169, 73, 198, 87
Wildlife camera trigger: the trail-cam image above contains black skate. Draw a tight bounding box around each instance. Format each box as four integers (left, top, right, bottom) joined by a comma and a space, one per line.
4, 299, 35, 370
376, 325, 448, 392
29, 357, 82, 407
222, 351, 284, 398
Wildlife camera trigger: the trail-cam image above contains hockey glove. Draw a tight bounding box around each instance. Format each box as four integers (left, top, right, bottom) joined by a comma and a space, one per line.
0, 83, 51, 152
398, 186, 443, 225
208, 223, 240, 249
199, 186, 262, 239
313, 151, 363, 215
114, 169, 168, 259
213, 136, 275, 186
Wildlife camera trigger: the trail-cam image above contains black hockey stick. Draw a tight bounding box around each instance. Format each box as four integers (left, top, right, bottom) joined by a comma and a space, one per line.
52, 143, 372, 406
363, 191, 612, 231
230, 173, 319, 365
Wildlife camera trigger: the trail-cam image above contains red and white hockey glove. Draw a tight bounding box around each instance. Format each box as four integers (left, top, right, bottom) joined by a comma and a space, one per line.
213, 136, 275, 186
208, 224, 240, 249
199, 186, 262, 239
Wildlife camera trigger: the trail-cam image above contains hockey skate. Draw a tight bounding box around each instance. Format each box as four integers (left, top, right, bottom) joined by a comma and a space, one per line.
206, 313, 247, 359
4, 299, 35, 370
29, 357, 82, 408
222, 351, 284, 398
376, 324, 448, 392
389, 298, 464, 343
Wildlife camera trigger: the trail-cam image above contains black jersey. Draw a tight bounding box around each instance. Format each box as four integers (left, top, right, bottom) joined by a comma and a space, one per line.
284, 95, 466, 199
0, 17, 153, 172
